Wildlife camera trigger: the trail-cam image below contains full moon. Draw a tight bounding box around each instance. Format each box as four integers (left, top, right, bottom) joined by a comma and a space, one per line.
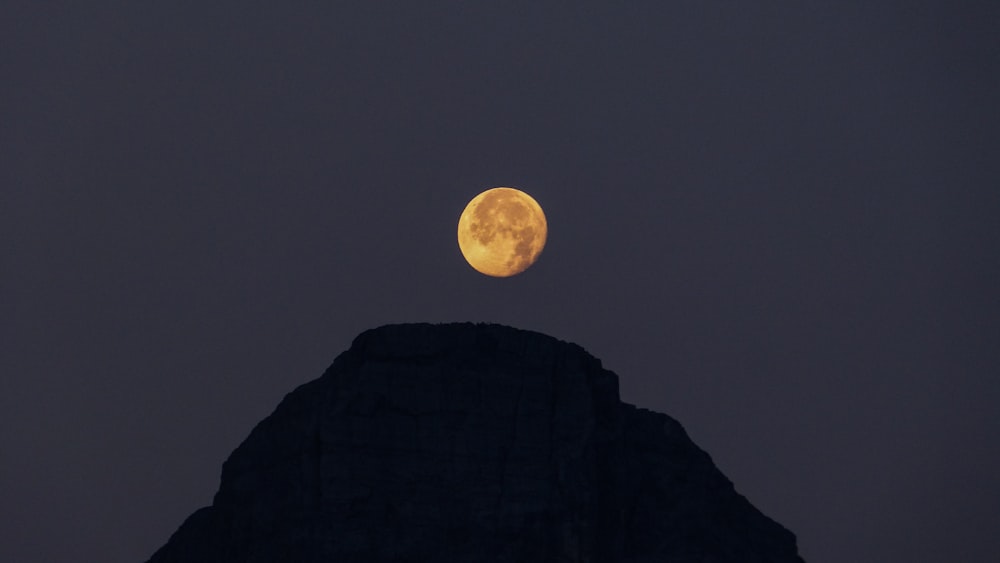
457, 187, 547, 277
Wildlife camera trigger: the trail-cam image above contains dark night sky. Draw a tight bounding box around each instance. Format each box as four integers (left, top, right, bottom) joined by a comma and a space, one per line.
2, 2, 998, 562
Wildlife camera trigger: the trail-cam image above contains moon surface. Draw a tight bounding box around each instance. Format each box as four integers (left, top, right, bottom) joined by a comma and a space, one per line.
457, 187, 547, 277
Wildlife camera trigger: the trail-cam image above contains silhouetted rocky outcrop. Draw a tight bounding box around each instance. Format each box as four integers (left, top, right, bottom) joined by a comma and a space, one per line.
147, 323, 804, 562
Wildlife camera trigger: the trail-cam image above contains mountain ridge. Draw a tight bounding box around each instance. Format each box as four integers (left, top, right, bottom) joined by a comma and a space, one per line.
147, 322, 804, 562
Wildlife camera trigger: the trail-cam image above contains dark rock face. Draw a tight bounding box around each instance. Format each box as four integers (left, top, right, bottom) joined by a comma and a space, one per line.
147, 323, 804, 562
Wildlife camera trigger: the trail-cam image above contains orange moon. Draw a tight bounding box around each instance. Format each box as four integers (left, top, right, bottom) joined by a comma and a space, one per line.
457, 187, 547, 277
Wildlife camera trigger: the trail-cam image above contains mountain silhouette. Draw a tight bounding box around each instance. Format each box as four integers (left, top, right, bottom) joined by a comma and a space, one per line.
146, 323, 804, 562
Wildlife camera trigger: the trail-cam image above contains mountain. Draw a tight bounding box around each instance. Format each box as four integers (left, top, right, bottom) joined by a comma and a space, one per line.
146, 323, 804, 562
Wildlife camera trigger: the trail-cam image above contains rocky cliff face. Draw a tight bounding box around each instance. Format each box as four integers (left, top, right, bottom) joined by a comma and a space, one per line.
146, 323, 804, 562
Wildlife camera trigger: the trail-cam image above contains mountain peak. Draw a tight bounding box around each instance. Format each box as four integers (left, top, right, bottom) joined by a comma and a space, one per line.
147, 323, 804, 562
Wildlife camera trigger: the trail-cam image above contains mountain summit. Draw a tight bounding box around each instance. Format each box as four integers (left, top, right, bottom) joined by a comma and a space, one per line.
146, 323, 804, 562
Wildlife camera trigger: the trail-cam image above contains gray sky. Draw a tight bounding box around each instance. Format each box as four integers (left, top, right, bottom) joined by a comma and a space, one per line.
2, 2, 998, 562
